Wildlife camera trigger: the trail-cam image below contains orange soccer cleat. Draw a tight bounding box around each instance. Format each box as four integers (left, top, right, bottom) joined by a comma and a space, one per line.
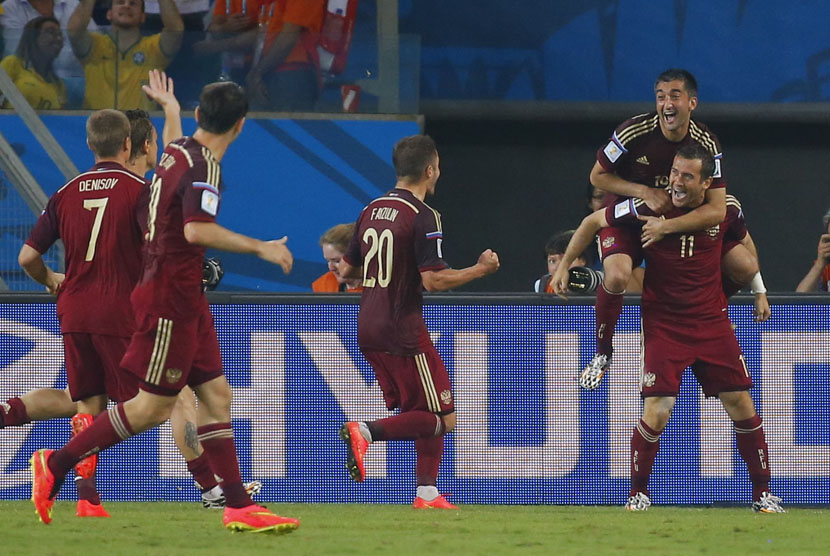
71, 414, 97, 479
339, 422, 369, 482
412, 495, 458, 510
30, 449, 57, 524
76, 499, 111, 517
223, 504, 300, 534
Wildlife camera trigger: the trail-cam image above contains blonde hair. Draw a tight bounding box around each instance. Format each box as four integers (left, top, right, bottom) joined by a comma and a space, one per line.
319, 223, 356, 252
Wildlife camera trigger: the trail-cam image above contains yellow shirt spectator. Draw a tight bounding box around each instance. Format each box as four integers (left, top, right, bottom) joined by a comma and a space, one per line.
0, 54, 67, 109
78, 32, 169, 110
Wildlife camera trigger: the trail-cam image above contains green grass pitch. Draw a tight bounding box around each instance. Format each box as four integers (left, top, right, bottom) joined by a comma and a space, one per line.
3, 501, 828, 555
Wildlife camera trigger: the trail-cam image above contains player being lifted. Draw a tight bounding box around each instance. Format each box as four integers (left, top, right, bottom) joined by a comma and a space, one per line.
553, 144, 784, 513
582, 69, 766, 389
338, 135, 499, 509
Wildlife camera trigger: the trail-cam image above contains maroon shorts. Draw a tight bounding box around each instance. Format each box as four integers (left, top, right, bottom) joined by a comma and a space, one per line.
120, 306, 223, 397
362, 343, 454, 415
722, 238, 740, 255
598, 225, 644, 266
640, 312, 752, 398
63, 333, 136, 402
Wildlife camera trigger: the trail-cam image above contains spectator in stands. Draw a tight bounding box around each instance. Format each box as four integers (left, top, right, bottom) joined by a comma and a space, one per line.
796, 208, 830, 292
0, 0, 98, 107
312, 222, 363, 292
67, 0, 183, 109
246, 0, 325, 111
143, 0, 213, 106
191, 0, 262, 84
0, 16, 66, 109
586, 182, 605, 214
534, 230, 590, 293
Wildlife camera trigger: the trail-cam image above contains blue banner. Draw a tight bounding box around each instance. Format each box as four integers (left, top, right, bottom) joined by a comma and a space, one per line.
0, 114, 421, 292
1, 299, 828, 505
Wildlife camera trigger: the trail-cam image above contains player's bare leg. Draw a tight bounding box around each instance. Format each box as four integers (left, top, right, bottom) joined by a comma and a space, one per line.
721, 244, 758, 297
1, 389, 76, 428
170, 387, 263, 509
193, 376, 298, 533
627, 396, 675, 511
584, 253, 631, 390
719, 390, 784, 513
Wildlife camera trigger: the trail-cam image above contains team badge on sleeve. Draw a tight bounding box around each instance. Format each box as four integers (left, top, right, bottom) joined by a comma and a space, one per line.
194, 182, 220, 216
603, 136, 625, 163
614, 200, 631, 219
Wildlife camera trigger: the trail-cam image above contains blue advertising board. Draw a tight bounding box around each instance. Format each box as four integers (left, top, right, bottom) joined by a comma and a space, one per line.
0, 296, 828, 505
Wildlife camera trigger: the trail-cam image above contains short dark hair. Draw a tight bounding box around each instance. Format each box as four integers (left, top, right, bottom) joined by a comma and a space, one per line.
197, 81, 248, 134
675, 143, 715, 181
87, 109, 130, 158
545, 231, 573, 256
392, 135, 437, 180
16, 17, 61, 83
655, 69, 698, 97
545, 230, 593, 265
124, 109, 154, 162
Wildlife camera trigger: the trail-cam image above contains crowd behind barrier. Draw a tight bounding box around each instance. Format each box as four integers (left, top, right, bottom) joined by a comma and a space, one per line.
0, 0, 420, 114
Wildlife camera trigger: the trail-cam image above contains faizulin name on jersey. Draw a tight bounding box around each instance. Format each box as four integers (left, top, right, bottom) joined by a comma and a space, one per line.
78, 177, 118, 191
370, 206, 399, 222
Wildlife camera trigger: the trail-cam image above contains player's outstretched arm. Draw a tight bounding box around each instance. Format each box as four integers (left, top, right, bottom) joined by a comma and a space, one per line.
420, 249, 499, 292
645, 187, 726, 246
183, 221, 293, 274
551, 210, 608, 297
590, 161, 672, 214
739, 231, 771, 321
18, 244, 64, 295
142, 70, 182, 146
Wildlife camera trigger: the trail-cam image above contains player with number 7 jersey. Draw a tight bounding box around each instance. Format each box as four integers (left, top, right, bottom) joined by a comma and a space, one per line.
26, 120, 145, 339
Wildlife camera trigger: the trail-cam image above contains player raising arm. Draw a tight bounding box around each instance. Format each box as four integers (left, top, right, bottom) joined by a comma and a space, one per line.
30, 80, 297, 533
337, 135, 499, 510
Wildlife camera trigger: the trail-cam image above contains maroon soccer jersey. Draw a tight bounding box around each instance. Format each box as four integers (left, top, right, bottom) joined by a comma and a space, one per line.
596, 113, 725, 208
606, 198, 727, 319
344, 188, 448, 355
131, 137, 222, 320
26, 161, 145, 336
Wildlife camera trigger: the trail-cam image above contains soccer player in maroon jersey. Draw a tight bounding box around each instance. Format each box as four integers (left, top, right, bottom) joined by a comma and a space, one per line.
30, 81, 299, 533
337, 135, 500, 509
582, 69, 760, 390
125, 71, 262, 508
16, 109, 144, 518
552, 145, 784, 513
